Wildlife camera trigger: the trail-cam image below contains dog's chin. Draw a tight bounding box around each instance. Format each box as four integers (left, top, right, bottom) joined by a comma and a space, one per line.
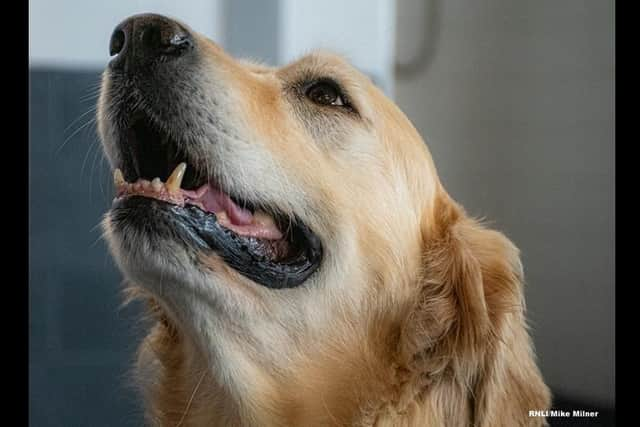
103, 214, 201, 292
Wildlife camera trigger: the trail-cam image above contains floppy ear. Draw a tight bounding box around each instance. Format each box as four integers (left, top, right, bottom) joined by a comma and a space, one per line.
399, 191, 550, 426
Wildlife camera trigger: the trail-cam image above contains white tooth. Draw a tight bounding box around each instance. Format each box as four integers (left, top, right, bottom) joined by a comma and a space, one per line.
151, 178, 162, 191
166, 162, 187, 193
216, 211, 229, 223
253, 210, 276, 226
132, 182, 141, 191
113, 169, 125, 186
141, 180, 150, 189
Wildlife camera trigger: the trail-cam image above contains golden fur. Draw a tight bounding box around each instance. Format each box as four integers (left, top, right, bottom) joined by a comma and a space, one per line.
99, 22, 550, 427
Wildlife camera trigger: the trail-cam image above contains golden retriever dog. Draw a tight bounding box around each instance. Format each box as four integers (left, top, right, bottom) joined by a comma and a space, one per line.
97, 14, 551, 426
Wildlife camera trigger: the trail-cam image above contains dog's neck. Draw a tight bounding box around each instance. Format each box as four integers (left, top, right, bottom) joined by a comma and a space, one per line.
135, 299, 456, 427
128, 220, 430, 426
133, 233, 442, 425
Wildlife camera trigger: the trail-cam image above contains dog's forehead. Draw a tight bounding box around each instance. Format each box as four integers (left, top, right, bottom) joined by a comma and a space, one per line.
233, 51, 366, 82
236, 58, 274, 74
277, 51, 367, 81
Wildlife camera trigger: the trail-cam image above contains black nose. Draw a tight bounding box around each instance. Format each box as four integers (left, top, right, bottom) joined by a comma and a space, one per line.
109, 14, 194, 72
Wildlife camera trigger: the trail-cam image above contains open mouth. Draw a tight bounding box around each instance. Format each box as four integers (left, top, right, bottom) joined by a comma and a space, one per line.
109, 115, 322, 289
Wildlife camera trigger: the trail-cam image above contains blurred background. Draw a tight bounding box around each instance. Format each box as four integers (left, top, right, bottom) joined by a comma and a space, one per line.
29, 1, 614, 425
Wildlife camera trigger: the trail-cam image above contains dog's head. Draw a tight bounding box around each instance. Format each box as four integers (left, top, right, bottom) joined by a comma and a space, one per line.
98, 13, 439, 350
98, 14, 548, 425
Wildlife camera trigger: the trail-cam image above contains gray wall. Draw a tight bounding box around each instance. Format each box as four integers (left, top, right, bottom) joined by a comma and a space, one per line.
395, 0, 614, 406
29, 69, 145, 426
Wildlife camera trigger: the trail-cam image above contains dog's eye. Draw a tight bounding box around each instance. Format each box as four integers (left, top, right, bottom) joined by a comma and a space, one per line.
305, 80, 345, 107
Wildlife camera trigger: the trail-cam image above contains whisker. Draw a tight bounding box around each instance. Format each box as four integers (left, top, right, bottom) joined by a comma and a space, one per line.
62, 105, 97, 135
57, 116, 96, 155
89, 135, 104, 203
98, 151, 111, 201
81, 135, 99, 183
89, 219, 105, 234
79, 91, 101, 104
89, 231, 106, 249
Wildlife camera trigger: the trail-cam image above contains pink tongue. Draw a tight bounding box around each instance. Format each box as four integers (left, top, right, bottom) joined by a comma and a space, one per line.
183, 183, 282, 240
199, 186, 254, 226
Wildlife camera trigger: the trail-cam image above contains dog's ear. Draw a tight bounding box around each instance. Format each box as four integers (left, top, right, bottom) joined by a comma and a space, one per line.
398, 191, 550, 425
399, 192, 502, 367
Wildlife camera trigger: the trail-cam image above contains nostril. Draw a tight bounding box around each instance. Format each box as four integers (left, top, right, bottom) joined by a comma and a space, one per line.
110, 29, 125, 56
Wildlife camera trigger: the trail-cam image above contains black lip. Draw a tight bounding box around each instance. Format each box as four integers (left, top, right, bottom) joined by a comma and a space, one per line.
109, 196, 323, 289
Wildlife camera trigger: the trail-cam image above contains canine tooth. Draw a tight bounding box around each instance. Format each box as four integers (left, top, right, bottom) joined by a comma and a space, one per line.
141, 180, 150, 189
151, 178, 162, 191
133, 182, 142, 191
113, 169, 125, 186
166, 162, 187, 192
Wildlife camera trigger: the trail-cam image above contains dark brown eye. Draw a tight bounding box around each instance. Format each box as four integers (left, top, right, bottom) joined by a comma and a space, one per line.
305, 81, 345, 107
